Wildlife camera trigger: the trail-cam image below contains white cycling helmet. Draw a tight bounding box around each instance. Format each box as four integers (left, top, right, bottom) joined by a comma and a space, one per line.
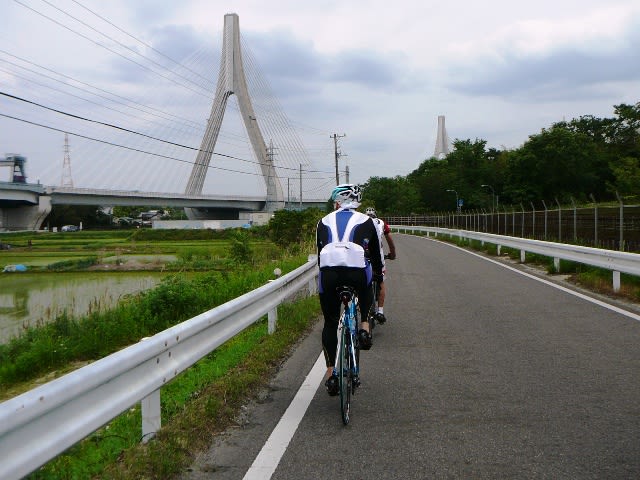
365, 207, 377, 218
331, 184, 362, 208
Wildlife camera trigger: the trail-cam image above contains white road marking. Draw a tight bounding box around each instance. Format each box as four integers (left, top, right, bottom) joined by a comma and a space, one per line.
246, 235, 639, 480
243, 353, 326, 480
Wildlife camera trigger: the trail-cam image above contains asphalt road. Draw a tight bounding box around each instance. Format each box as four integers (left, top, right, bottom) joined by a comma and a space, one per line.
180, 234, 640, 479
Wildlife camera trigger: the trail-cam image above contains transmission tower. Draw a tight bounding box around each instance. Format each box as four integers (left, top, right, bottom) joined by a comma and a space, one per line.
433, 115, 450, 159
61, 133, 74, 187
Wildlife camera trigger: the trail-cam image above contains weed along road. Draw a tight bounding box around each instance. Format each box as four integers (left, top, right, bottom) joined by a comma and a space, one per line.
181, 234, 640, 479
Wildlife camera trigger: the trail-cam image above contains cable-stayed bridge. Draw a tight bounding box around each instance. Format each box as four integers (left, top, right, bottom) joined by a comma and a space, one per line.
0, 12, 334, 230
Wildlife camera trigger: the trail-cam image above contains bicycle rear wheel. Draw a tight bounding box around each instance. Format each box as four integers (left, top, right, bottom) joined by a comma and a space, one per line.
368, 281, 379, 333
339, 323, 351, 425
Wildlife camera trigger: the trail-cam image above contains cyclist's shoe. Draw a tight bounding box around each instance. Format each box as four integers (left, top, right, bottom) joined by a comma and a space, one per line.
375, 312, 387, 324
325, 375, 339, 396
358, 329, 372, 350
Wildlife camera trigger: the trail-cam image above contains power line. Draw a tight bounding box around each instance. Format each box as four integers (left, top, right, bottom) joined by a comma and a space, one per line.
5, 3, 338, 192
12, 0, 212, 99
0, 110, 336, 180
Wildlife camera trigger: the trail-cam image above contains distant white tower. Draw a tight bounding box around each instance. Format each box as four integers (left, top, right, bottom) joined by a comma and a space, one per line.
433, 115, 450, 159
61, 133, 74, 187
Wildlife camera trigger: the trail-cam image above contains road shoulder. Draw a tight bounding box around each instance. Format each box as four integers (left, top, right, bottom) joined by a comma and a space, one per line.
177, 319, 324, 480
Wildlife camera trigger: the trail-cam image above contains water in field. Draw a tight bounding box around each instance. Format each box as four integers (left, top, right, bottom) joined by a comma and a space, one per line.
0, 272, 165, 343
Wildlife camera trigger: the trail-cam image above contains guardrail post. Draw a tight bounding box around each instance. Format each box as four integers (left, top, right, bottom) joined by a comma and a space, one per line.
268, 308, 277, 334
497, 245, 501, 255
613, 271, 621, 293
141, 389, 161, 443
520, 250, 526, 263
554, 257, 560, 273
307, 255, 318, 295
139, 336, 161, 443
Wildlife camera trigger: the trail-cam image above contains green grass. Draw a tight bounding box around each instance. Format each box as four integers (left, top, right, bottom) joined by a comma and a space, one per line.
0, 229, 281, 272
24, 296, 321, 480
0, 256, 309, 390
1, 227, 324, 478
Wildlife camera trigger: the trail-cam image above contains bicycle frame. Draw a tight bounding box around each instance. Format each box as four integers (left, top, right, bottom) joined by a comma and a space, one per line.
334, 286, 360, 425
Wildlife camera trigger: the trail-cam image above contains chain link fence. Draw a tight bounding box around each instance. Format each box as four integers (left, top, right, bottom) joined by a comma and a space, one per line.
387, 203, 640, 253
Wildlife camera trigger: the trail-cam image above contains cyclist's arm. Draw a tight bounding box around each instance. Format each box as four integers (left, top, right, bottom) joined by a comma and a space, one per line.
316, 220, 327, 266
384, 231, 397, 259
366, 221, 384, 276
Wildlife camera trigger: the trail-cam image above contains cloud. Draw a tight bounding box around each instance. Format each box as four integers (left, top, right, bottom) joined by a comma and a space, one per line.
447, 11, 640, 101
324, 50, 398, 88
2, 0, 639, 194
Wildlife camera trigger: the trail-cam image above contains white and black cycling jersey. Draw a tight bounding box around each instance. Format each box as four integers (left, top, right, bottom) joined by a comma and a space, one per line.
316, 208, 383, 272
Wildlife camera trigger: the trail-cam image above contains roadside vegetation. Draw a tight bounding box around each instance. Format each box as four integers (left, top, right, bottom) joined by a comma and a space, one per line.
359, 102, 639, 217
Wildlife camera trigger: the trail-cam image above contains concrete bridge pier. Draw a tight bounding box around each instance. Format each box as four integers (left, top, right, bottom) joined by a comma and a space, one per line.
0, 196, 51, 231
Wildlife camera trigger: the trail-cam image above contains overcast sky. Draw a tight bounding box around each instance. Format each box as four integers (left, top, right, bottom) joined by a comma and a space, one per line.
1, 0, 638, 199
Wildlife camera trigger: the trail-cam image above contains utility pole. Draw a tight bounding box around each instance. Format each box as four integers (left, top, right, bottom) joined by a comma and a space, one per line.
330, 133, 346, 185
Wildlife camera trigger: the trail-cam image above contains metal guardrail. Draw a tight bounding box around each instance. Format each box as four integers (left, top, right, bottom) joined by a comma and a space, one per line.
0, 257, 318, 480
393, 226, 640, 292
387, 203, 640, 253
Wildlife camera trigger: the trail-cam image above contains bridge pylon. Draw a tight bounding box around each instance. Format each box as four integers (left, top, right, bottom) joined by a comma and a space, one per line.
184, 13, 284, 220
433, 115, 450, 159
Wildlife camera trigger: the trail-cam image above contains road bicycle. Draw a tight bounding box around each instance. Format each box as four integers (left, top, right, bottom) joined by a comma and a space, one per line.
333, 285, 361, 425
368, 253, 391, 335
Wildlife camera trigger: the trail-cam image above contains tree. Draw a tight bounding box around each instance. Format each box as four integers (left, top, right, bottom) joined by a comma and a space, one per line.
504, 125, 604, 203
608, 157, 640, 200
362, 176, 422, 215
267, 208, 323, 247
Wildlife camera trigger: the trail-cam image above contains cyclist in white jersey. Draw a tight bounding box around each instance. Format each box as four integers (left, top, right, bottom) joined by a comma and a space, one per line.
365, 207, 396, 324
317, 184, 383, 395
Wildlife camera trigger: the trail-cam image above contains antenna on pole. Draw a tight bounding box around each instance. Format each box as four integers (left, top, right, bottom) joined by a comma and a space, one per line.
61, 133, 74, 187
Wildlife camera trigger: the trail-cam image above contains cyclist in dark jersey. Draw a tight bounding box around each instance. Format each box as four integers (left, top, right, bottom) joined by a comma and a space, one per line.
316, 184, 383, 395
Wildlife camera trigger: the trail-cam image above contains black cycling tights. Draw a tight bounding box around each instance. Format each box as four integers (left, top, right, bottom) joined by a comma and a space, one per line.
319, 267, 373, 367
